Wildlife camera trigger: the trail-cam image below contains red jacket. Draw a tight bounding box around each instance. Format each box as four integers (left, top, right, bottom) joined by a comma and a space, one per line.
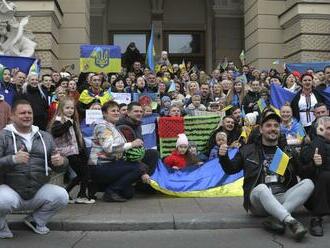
164, 150, 187, 169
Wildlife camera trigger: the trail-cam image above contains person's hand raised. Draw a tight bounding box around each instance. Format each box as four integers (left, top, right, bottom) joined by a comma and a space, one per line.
15, 146, 29, 164
313, 147, 322, 166
218, 144, 228, 157
51, 149, 64, 167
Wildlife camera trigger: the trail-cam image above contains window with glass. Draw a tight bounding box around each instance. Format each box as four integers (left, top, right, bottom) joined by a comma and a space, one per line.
168, 34, 202, 54
113, 34, 147, 54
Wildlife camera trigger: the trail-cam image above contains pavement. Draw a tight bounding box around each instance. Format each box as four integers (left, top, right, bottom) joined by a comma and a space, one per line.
7, 192, 312, 232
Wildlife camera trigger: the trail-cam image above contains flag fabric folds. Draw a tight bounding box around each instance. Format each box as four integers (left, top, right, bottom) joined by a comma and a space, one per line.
0, 55, 36, 74
80, 45, 121, 73
257, 98, 267, 112
146, 25, 155, 71
141, 113, 158, 149
270, 84, 296, 114
291, 122, 306, 140
28, 59, 40, 75
150, 148, 243, 197
269, 147, 290, 176
320, 86, 330, 110
286, 62, 330, 74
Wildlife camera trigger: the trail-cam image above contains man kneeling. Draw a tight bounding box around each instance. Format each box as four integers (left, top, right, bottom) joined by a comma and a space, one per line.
0, 100, 69, 238
218, 110, 314, 241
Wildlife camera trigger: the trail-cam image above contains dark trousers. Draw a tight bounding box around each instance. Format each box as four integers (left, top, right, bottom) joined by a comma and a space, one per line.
90, 159, 141, 199
142, 149, 159, 174
66, 155, 90, 198
307, 171, 330, 216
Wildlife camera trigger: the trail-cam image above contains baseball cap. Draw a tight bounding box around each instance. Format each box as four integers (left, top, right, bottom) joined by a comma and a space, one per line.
261, 110, 281, 125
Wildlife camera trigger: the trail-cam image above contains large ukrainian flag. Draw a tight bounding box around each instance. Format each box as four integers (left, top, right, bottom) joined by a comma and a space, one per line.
150, 148, 243, 197
80, 45, 121, 73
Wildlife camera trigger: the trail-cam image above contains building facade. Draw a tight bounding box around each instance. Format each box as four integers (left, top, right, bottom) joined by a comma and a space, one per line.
13, 0, 330, 74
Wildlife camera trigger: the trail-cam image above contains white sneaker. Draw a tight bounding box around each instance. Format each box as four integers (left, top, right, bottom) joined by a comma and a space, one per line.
75, 197, 96, 204
68, 198, 76, 204
23, 216, 50, 235
0, 222, 13, 239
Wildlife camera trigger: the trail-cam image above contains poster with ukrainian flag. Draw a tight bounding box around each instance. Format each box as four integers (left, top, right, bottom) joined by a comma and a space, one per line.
80, 45, 121, 73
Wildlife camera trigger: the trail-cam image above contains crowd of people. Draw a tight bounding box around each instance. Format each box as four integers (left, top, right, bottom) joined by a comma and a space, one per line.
0, 47, 330, 241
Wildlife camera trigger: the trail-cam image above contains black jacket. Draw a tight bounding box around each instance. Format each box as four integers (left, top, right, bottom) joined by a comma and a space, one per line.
291, 89, 324, 123
219, 141, 299, 211
116, 116, 143, 142
242, 91, 260, 114
300, 135, 330, 180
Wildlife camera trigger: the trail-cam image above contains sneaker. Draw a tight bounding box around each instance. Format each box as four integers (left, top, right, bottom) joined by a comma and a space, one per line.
68, 197, 76, 204
102, 192, 127, 202
286, 219, 307, 241
262, 216, 285, 234
75, 197, 96, 204
310, 217, 323, 237
0, 222, 13, 239
23, 216, 50, 235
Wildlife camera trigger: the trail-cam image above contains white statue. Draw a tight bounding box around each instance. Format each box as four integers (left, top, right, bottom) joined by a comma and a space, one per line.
0, 0, 36, 57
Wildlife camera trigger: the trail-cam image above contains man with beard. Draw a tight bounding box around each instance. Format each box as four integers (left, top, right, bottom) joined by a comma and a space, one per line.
219, 110, 314, 241
116, 102, 159, 179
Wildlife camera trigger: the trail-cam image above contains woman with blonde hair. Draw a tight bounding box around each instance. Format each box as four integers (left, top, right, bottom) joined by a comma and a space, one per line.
226, 78, 246, 107
185, 81, 199, 99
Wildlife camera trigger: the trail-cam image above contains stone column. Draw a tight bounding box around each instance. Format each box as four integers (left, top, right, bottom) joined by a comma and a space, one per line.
280, 0, 330, 63
57, 0, 90, 74
244, 0, 286, 70
151, 0, 164, 59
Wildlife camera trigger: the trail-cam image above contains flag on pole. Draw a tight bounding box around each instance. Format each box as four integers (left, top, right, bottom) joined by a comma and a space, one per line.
269, 147, 290, 176
272, 59, 280, 65
28, 59, 40, 76
257, 98, 267, 112
146, 25, 156, 72
239, 50, 245, 64
221, 57, 228, 70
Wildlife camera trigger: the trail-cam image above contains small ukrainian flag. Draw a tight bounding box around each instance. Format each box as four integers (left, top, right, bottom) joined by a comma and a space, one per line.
269, 147, 290, 176
257, 98, 267, 112
295, 124, 306, 141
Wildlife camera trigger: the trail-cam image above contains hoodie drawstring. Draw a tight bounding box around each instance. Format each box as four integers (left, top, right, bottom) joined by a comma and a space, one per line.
11, 131, 18, 154
38, 131, 49, 176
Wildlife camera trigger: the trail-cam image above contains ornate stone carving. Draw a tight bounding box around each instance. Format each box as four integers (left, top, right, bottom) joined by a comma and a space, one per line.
0, 0, 36, 57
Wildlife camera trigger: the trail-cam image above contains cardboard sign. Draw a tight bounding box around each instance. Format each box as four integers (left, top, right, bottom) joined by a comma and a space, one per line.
85, 110, 103, 125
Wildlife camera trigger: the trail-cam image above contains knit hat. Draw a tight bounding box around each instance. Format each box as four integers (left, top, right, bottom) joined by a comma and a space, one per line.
176, 133, 189, 147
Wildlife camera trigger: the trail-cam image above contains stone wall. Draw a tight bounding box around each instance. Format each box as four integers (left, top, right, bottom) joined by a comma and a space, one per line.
279, 0, 330, 63
244, 0, 286, 70
14, 0, 90, 74
14, 0, 63, 74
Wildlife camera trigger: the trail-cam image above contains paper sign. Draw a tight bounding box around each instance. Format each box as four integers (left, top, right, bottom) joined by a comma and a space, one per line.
85, 110, 103, 125
111, 93, 131, 104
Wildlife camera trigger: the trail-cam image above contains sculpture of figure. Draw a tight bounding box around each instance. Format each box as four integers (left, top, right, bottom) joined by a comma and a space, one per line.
0, 0, 36, 57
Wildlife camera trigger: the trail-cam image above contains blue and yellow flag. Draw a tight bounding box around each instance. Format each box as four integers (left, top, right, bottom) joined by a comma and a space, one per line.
292, 122, 306, 140
257, 98, 267, 112
270, 84, 296, 115
150, 148, 243, 197
146, 25, 155, 71
80, 45, 121, 73
269, 147, 290, 176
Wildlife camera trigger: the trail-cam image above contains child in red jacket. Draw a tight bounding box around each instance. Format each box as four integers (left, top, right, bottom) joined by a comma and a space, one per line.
164, 133, 199, 170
